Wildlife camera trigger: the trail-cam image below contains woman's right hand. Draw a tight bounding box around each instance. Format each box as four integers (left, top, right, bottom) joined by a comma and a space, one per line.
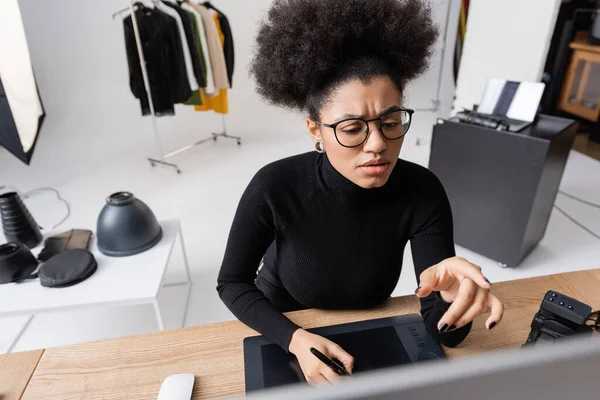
288, 329, 354, 385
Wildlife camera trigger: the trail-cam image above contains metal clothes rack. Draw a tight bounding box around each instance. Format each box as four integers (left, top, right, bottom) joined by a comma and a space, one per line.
114, 0, 241, 174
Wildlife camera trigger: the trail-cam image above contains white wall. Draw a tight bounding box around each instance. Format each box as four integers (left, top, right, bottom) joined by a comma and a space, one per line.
452, 0, 561, 114
1, 0, 454, 189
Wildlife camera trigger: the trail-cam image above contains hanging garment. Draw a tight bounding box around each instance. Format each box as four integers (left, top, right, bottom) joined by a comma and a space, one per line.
157, 10, 193, 104
203, 2, 234, 87
194, 14, 228, 114
0, 0, 45, 165
187, 3, 229, 91
182, 2, 215, 95
155, 1, 198, 91
184, 88, 204, 107
183, 9, 208, 85
123, 6, 191, 116
212, 12, 224, 45
180, 8, 206, 106
194, 88, 228, 114
162, 1, 206, 88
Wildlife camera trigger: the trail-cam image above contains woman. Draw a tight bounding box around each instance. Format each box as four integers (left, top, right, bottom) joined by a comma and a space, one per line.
217, 0, 504, 385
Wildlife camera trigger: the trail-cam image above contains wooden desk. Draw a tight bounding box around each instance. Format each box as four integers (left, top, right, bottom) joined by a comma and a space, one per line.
0, 349, 44, 400
15, 269, 600, 399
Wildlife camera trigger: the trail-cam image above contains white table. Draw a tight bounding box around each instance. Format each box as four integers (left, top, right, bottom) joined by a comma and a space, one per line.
0, 219, 191, 353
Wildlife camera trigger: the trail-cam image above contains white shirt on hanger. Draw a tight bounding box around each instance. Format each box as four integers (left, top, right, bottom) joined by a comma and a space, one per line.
182, 2, 216, 96
155, 1, 199, 91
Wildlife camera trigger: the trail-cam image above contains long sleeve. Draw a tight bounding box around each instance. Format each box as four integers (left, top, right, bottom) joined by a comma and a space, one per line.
182, 3, 216, 95
184, 9, 208, 85
123, 12, 175, 116
156, 11, 191, 104
205, 3, 234, 87
217, 169, 301, 350
123, 17, 145, 102
189, 3, 229, 90
162, 2, 206, 88
410, 172, 472, 348
217, 14, 234, 86
156, 3, 198, 91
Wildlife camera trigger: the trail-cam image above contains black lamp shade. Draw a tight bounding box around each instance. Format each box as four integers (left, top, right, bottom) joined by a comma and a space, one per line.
96, 192, 162, 257
0, 192, 43, 249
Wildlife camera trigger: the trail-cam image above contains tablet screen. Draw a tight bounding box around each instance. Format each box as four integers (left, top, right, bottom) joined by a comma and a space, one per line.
260, 326, 411, 388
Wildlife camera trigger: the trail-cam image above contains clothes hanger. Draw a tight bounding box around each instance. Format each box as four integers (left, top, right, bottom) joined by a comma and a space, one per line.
112, 3, 146, 21
112, 5, 137, 19
111, 2, 156, 21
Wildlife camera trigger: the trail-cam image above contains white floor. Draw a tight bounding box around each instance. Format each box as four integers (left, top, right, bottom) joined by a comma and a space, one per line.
1, 119, 600, 354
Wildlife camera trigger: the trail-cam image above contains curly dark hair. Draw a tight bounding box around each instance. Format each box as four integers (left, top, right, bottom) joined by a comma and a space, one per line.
250, 0, 439, 119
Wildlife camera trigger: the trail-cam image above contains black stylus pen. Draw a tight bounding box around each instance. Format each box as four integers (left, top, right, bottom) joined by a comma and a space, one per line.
310, 347, 349, 376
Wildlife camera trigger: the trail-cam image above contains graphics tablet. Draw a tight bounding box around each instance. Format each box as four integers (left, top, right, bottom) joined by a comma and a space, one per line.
243, 314, 445, 392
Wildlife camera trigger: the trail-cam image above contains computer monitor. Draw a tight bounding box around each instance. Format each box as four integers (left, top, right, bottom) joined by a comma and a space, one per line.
245, 335, 600, 400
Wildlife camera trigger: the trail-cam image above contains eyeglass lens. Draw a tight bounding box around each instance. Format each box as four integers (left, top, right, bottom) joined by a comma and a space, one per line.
335, 110, 411, 147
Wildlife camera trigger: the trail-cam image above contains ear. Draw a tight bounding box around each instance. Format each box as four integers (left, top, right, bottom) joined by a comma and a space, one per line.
306, 117, 322, 145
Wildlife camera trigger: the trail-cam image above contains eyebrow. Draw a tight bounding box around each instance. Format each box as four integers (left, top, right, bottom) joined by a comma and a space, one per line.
333, 105, 402, 123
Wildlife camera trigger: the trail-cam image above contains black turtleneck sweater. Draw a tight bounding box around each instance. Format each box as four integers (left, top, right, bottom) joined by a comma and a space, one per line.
217, 152, 471, 350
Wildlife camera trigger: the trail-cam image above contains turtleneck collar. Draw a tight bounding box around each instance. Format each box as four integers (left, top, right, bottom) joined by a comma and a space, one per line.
318, 153, 392, 197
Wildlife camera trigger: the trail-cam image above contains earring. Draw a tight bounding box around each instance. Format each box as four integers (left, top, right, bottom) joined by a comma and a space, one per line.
315, 140, 325, 153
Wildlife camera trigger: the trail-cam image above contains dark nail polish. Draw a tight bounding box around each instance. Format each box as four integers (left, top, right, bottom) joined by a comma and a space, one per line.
415, 286, 421, 294
438, 323, 449, 333
488, 321, 496, 330
448, 324, 456, 331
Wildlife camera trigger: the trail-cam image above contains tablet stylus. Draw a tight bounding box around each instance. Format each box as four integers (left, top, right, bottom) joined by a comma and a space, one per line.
309, 347, 349, 376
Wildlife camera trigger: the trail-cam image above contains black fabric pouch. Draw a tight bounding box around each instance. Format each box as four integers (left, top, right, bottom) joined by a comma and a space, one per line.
38, 229, 92, 262
38, 249, 97, 288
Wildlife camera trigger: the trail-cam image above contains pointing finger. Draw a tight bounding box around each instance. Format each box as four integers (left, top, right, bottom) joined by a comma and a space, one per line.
485, 292, 504, 329
438, 277, 477, 331
450, 286, 488, 330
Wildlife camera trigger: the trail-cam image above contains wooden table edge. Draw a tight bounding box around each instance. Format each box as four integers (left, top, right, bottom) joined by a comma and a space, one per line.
0, 348, 45, 400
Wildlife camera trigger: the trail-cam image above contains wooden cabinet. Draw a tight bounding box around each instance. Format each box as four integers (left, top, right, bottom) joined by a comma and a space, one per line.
559, 32, 600, 122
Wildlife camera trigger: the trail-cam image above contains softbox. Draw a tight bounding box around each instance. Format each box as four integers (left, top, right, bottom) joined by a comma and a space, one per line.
0, 0, 45, 165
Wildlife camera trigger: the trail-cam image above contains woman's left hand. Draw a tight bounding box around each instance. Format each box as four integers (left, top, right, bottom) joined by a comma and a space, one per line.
416, 257, 504, 332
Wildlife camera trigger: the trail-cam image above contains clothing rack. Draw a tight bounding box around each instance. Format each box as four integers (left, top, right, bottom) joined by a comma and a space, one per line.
114, 0, 241, 174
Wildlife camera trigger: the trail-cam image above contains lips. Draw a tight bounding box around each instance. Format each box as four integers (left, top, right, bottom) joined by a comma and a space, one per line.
359, 159, 391, 177
360, 159, 390, 167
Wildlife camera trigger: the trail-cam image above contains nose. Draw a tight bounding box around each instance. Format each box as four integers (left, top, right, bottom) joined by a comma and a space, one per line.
362, 121, 387, 153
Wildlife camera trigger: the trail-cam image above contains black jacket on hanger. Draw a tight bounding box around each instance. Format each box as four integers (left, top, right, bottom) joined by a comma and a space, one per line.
123, 5, 191, 116
163, 1, 207, 88
154, 7, 192, 103
124, 9, 173, 116
203, 2, 234, 87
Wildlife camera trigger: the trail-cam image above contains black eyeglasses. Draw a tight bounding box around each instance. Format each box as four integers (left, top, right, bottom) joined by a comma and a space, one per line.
321, 108, 414, 148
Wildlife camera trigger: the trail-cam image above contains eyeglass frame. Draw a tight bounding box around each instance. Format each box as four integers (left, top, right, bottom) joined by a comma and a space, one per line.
320, 107, 415, 148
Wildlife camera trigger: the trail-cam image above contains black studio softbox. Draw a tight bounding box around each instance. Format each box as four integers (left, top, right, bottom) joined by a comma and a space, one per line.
0, 0, 45, 166
0, 76, 45, 165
